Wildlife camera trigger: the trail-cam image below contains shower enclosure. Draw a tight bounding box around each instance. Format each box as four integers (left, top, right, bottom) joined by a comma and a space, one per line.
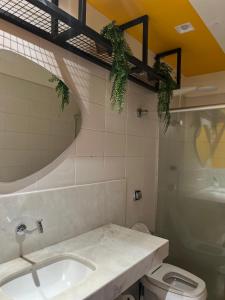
157, 107, 225, 300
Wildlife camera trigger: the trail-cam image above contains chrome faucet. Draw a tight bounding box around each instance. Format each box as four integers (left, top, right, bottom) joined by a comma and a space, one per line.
15, 220, 43, 288
16, 219, 44, 236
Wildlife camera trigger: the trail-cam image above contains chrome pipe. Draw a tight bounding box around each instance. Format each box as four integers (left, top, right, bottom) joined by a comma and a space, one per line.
170, 103, 225, 113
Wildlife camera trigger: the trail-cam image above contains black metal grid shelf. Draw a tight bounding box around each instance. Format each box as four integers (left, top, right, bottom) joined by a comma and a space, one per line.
0, 0, 181, 92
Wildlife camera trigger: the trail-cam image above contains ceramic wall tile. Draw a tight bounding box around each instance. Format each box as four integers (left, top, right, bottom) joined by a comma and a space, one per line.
105, 111, 127, 135
104, 157, 125, 181
104, 180, 126, 226
36, 154, 76, 190
126, 135, 143, 157
74, 71, 107, 105
75, 157, 105, 185
104, 133, 126, 157
76, 129, 104, 157
125, 157, 145, 227
80, 101, 105, 131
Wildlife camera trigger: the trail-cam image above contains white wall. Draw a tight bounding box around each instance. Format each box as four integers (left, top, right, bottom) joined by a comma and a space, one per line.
0, 7, 159, 263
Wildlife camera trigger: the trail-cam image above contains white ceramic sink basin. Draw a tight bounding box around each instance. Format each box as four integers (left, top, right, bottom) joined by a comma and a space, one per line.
1, 256, 95, 300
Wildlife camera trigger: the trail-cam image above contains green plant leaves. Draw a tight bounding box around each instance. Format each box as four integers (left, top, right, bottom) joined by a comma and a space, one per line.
49, 75, 70, 111
100, 21, 132, 112
153, 60, 177, 132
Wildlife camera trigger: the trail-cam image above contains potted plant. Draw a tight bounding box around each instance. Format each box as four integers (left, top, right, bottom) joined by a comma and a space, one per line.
100, 21, 132, 112
153, 60, 177, 132
49, 75, 70, 111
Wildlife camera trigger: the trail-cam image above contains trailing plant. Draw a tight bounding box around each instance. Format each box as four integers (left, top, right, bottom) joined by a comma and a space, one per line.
49, 75, 70, 111
100, 21, 132, 112
153, 60, 177, 132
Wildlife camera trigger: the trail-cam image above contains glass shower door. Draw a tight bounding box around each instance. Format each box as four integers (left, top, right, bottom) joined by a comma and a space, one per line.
157, 108, 225, 300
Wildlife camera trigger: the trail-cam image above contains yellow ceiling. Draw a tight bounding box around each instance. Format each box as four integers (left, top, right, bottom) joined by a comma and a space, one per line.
87, 0, 225, 76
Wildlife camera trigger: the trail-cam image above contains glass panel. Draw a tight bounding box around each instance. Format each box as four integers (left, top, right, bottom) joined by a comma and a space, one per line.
157, 108, 225, 300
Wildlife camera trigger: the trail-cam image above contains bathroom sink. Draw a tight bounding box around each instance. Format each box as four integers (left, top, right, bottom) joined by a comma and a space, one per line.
1, 256, 95, 300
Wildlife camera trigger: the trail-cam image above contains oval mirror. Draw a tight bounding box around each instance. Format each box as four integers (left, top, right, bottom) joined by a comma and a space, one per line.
0, 50, 81, 182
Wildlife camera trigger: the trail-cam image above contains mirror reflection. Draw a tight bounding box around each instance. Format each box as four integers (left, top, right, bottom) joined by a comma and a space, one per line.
0, 50, 81, 182
195, 109, 225, 168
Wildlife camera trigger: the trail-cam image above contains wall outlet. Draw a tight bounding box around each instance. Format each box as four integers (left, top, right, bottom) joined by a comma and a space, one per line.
133, 190, 142, 201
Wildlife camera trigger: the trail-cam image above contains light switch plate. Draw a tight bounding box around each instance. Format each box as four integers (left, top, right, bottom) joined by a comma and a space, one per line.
133, 190, 142, 201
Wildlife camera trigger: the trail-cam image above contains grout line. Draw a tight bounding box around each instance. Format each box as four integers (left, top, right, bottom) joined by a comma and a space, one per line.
124, 88, 130, 227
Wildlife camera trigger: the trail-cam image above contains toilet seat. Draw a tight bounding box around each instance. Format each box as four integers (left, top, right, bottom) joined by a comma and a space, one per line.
142, 263, 206, 298
131, 223, 207, 299
131, 223, 151, 234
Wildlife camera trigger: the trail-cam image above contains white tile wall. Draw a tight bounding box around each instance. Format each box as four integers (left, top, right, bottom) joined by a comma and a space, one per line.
80, 101, 105, 131
76, 157, 105, 184
0, 19, 160, 262
76, 129, 104, 157
104, 157, 126, 180
104, 132, 126, 157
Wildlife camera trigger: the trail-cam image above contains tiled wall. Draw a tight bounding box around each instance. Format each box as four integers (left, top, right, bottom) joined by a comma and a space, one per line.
0, 19, 159, 262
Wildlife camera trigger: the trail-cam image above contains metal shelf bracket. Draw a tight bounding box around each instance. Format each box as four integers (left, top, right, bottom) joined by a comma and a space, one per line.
120, 15, 149, 65
155, 48, 182, 89
0, 0, 181, 93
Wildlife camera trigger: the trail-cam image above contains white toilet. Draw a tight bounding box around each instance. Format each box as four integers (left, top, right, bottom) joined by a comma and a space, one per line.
131, 223, 207, 300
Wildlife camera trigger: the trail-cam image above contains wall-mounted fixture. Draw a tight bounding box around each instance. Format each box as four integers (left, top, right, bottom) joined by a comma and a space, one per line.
0, 0, 182, 94
133, 190, 142, 201
155, 48, 182, 89
16, 219, 44, 236
137, 108, 149, 118
175, 22, 195, 34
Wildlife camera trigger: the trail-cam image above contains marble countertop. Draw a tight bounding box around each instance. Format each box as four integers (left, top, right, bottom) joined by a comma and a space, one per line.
0, 224, 168, 300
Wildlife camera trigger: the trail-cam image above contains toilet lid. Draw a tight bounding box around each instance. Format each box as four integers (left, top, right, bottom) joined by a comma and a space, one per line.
142, 263, 206, 298
131, 223, 151, 234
